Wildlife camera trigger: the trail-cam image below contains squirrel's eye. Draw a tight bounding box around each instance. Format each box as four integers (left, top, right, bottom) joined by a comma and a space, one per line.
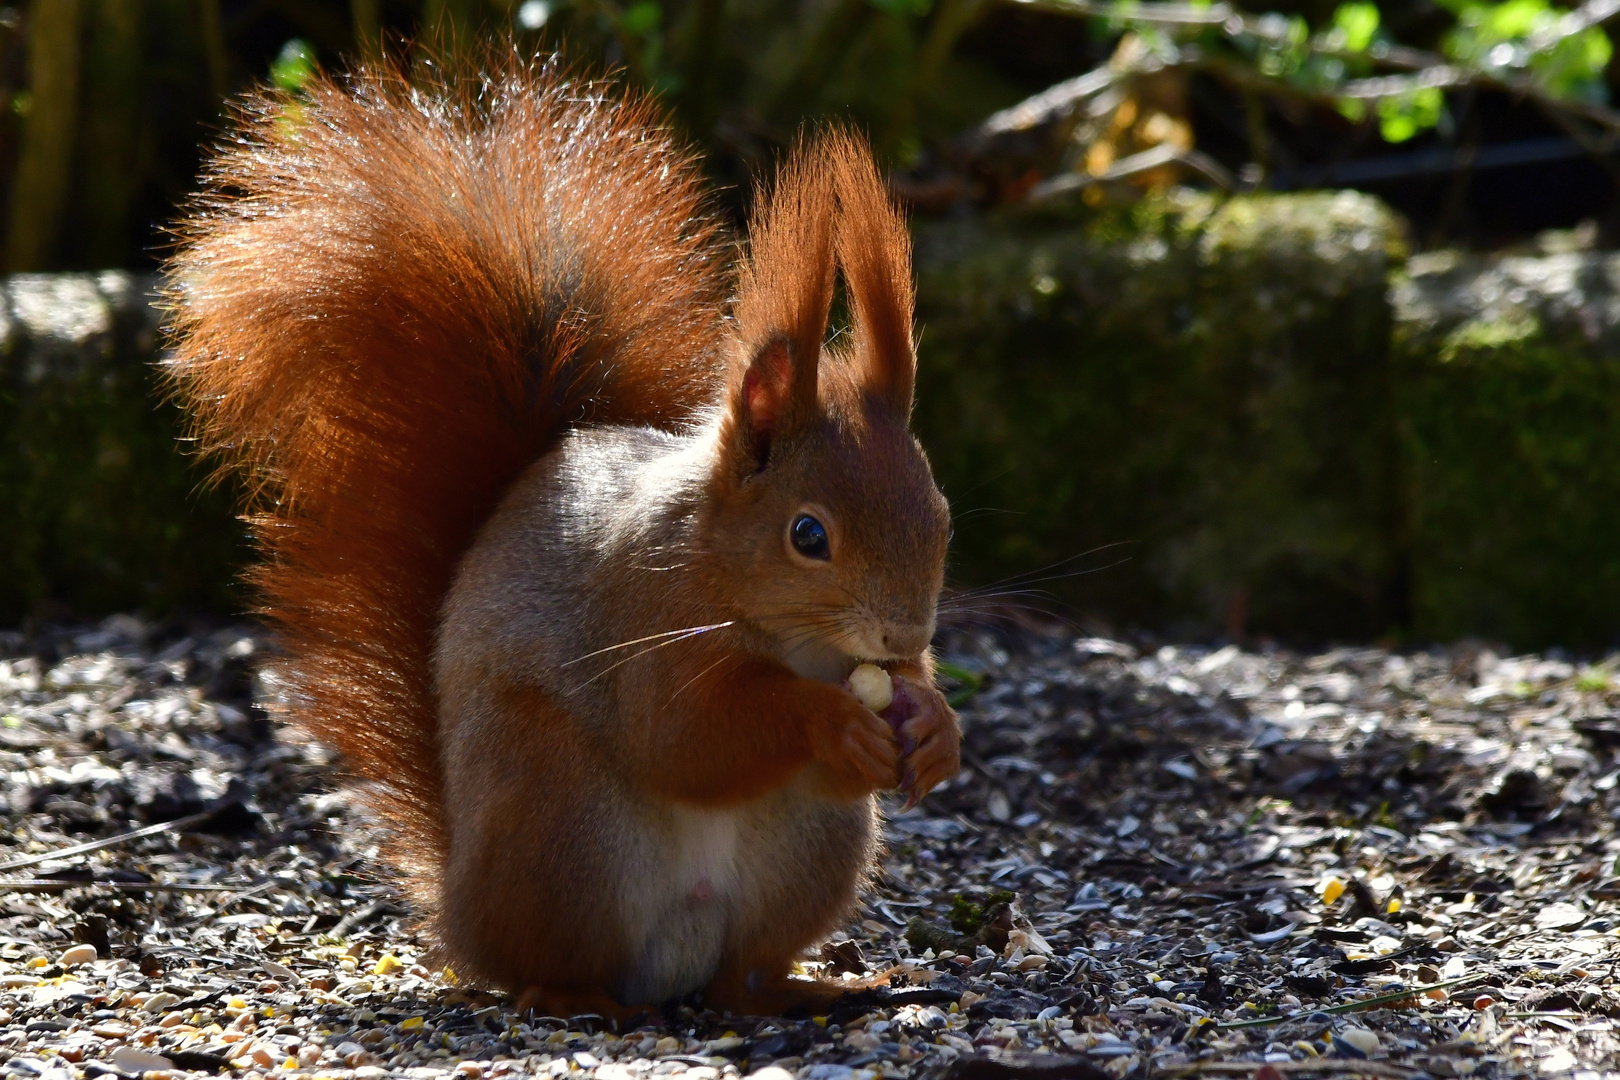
790, 514, 831, 560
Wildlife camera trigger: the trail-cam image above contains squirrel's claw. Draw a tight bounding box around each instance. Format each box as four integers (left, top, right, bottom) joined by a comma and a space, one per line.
886, 674, 961, 807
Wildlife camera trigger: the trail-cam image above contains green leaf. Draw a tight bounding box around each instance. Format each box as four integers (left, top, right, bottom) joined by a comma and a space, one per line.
1377, 86, 1443, 142
1332, 2, 1380, 53
935, 659, 985, 706
270, 38, 317, 94
1440, 0, 1614, 102
1336, 97, 1368, 122
868, 0, 933, 13
1483, 0, 1550, 40
621, 1, 661, 35
1256, 14, 1311, 78
1532, 26, 1614, 100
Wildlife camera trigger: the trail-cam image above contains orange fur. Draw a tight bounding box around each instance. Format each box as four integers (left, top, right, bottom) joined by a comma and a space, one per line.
827, 131, 918, 413
163, 55, 726, 901
166, 53, 960, 1013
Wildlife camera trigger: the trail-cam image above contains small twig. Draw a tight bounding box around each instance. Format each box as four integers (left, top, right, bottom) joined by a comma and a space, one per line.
1531, 0, 1620, 52
1532, 101, 1620, 185
331, 898, 391, 939
1028, 144, 1236, 201
189, 879, 280, 926
974, 66, 1119, 138
0, 878, 246, 893
1007, 0, 1234, 29
1214, 973, 1489, 1030
1009, 0, 1620, 57
0, 810, 218, 874
1001, 0, 1620, 140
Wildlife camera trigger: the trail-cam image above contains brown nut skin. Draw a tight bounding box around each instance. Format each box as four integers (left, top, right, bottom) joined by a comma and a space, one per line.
880, 674, 961, 809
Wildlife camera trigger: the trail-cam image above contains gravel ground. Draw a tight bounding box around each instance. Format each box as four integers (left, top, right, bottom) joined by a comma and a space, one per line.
3, 616, 1620, 1080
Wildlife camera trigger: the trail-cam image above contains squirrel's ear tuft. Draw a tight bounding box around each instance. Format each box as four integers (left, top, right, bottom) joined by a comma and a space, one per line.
730, 335, 804, 471
829, 131, 916, 414
725, 134, 836, 473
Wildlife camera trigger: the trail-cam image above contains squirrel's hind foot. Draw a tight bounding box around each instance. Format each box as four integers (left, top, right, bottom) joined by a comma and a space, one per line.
511, 985, 652, 1030
703, 966, 892, 1019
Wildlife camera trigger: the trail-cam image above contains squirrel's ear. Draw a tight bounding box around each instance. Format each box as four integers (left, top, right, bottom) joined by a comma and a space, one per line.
829, 131, 916, 414
726, 135, 835, 472
728, 334, 817, 472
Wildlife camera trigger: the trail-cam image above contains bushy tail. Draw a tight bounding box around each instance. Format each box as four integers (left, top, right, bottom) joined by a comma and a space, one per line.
163, 54, 727, 893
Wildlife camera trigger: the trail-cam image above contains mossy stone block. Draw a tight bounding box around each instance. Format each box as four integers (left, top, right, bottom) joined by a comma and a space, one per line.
0, 273, 245, 622
1393, 251, 1620, 648
913, 191, 1405, 640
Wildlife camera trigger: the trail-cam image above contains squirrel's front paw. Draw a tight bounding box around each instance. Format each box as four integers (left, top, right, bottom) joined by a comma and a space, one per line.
884, 676, 961, 809
811, 698, 901, 799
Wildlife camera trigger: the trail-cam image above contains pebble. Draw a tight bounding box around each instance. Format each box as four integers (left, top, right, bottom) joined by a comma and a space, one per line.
1535, 902, 1588, 931
4, 618, 1617, 1080
111, 1046, 174, 1073
1337, 1027, 1380, 1055
262, 960, 298, 982
58, 944, 96, 968
804, 1067, 856, 1080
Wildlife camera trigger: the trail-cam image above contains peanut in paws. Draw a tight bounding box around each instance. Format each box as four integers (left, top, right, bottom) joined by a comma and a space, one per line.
846, 662, 893, 711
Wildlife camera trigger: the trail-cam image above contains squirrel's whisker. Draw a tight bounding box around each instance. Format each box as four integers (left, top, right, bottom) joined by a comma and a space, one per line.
561, 621, 737, 667
571, 623, 737, 688
666, 652, 742, 704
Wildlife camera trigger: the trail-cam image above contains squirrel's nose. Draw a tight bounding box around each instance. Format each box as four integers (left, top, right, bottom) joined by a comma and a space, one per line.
880, 622, 935, 657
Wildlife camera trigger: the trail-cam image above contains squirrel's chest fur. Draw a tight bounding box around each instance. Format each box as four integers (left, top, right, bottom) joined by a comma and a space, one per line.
434, 426, 877, 1004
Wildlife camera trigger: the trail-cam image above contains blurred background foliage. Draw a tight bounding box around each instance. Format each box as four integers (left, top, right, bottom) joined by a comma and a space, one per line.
6, 0, 1620, 649
6, 0, 1620, 268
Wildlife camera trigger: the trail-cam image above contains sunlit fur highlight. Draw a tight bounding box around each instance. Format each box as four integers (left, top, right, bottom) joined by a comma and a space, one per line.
165, 55, 958, 1010
163, 55, 727, 907
826, 130, 918, 414
733, 135, 836, 399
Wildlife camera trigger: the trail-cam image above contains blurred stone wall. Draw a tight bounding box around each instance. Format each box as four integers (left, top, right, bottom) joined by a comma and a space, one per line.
1392, 249, 1620, 649
914, 195, 1620, 649
914, 191, 1402, 644
0, 273, 244, 622
5, 198, 1620, 649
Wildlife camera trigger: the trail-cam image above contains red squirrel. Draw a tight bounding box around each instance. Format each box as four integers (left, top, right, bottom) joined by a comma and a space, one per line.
164, 55, 961, 1018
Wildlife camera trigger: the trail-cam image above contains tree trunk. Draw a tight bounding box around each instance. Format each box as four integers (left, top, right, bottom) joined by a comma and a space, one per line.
7, 0, 83, 272
83, 0, 144, 268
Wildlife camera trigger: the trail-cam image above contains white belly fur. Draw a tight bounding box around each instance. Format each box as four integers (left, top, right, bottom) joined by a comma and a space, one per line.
618, 805, 743, 1004
672, 806, 741, 899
